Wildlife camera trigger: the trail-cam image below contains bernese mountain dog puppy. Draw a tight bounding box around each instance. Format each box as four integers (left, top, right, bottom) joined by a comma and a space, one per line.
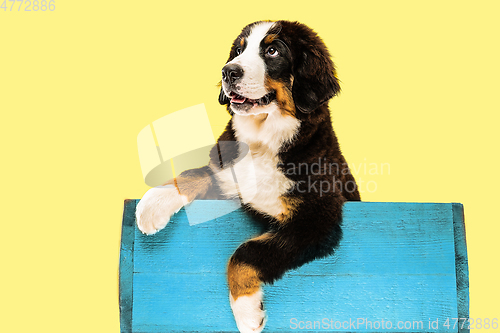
136, 20, 360, 333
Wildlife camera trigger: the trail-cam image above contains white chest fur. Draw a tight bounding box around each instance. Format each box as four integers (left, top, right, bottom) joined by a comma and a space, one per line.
214, 109, 300, 217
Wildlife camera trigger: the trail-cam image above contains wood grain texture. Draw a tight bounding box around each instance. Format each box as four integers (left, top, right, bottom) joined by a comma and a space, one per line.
119, 200, 469, 333
119, 199, 137, 333
452, 203, 469, 323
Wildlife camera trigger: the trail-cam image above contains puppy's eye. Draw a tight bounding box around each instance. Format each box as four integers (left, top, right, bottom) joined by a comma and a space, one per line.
266, 47, 279, 57
235, 47, 242, 55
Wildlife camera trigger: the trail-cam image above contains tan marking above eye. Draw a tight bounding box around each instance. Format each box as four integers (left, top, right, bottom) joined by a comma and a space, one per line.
264, 34, 277, 44
240, 38, 245, 47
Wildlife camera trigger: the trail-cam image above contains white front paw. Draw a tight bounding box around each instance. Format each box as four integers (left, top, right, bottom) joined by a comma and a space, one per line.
135, 185, 188, 235
230, 289, 267, 333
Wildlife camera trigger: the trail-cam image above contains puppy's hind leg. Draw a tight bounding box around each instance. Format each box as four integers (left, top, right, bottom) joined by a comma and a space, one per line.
227, 211, 343, 332
227, 244, 268, 333
227, 232, 295, 333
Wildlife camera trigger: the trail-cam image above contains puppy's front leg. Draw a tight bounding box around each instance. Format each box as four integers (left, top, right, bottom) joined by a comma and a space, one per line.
136, 166, 217, 234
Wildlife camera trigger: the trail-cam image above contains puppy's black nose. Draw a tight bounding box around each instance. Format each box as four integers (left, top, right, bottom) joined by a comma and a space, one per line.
222, 64, 244, 84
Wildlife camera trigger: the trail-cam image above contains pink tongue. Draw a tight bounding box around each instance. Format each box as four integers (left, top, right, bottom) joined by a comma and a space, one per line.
231, 96, 246, 104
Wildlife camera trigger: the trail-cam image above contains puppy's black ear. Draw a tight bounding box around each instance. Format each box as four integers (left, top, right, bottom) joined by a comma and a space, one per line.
218, 82, 230, 105
292, 48, 341, 114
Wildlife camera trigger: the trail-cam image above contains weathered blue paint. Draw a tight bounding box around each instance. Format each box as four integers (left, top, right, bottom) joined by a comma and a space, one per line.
119, 199, 137, 333
452, 203, 469, 327
119, 201, 469, 333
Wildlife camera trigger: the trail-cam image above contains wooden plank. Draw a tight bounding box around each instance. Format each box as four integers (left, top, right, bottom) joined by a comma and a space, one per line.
120, 201, 469, 333
119, 199, 137, 333
452, 203, 469, 326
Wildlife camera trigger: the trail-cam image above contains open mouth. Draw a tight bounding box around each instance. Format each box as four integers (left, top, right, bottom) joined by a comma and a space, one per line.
229, 91, 276, 108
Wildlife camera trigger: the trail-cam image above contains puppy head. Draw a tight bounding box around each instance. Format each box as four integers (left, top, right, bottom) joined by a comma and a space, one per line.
219, 20, 340, 116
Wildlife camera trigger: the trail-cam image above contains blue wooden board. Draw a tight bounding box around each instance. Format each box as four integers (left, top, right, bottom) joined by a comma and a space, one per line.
119, 201, 469, 333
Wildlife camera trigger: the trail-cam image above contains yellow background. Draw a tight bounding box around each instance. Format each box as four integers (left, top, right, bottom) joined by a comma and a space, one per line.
1, 0, 499, 331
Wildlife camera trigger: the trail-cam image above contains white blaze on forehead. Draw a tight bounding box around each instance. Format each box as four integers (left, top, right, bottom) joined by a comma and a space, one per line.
227, 21, 275, 99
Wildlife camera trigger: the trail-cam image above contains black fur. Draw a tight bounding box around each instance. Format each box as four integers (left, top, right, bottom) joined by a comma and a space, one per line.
210, 21, 360, 285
